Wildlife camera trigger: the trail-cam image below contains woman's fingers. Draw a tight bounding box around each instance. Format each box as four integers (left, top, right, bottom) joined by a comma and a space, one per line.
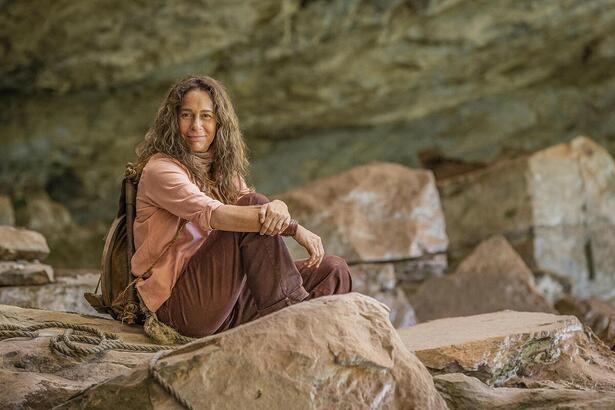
259, 204, 268, 225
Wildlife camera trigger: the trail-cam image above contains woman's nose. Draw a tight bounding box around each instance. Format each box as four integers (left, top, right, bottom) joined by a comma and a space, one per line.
191, 117, 203, 130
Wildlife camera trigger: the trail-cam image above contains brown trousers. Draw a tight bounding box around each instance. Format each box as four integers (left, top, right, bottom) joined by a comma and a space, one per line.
157, 192, 352, 337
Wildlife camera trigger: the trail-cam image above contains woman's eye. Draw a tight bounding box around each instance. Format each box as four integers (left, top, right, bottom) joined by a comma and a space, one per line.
180, 113, 192, 119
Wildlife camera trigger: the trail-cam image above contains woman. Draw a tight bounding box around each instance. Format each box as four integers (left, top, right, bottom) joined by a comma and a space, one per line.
131, 75, 352, 338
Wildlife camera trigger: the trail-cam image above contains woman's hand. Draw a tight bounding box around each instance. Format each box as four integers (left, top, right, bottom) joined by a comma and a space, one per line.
259, 199, 291, 235
293, 225, 325, 268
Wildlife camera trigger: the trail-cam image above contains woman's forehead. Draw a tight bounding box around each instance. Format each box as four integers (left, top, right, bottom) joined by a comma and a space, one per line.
181, 89, 214, 110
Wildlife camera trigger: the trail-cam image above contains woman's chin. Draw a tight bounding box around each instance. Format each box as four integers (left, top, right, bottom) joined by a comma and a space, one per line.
190, 145, 210, 153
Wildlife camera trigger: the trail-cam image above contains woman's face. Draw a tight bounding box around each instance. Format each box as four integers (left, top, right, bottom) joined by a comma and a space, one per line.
178, 89, 218, 153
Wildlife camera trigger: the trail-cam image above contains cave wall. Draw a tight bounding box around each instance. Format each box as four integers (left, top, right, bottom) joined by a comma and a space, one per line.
1, 0, 615, 266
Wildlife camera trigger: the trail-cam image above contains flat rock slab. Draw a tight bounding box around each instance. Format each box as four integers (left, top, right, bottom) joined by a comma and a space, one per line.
0, 270, 101, 316
59, 293, 447, 410
408, 236, 554, 322
0, 226, 49, 261
278, 163, 448, 263
0, 304, 157, 409
0, 261, 54, 286
398, 310, 615, 390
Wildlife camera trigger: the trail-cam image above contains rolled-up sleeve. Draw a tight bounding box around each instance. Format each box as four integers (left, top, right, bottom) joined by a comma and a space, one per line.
141, 158, 224, 231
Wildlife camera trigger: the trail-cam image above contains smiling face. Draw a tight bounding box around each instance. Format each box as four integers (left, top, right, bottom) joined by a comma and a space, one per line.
178, 89, 218, 153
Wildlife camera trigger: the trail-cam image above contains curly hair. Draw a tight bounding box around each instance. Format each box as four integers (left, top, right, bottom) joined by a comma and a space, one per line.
135, 75, 249, 204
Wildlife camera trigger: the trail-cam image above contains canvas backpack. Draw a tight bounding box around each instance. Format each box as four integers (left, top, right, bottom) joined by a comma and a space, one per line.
84, 163, 146, 324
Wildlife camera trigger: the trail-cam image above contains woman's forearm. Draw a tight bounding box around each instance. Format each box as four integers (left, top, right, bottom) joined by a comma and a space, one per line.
210, 204, 263, 232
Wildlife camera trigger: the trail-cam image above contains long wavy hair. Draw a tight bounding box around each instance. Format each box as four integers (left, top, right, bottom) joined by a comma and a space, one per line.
135, 76, 249, 204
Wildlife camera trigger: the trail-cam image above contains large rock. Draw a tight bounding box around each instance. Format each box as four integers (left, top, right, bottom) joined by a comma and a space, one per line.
399, 310, 615, 393
408, 236, 554, 322
0, 261, 54, 286
59, 293, 446, 409
0, 269, 101, 316
440, 137, 615, 299
278, 162, 448, 263
0, 226, 50, 261
0, 304, 157, 410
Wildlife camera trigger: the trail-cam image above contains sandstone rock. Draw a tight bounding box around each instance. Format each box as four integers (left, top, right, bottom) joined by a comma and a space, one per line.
434, 372, 615, 410
0, 304, 156, 409
440, 137, 615, 299
0, 226, 50, 261
59, 293, 446, 409
398, 310, 615, 391
408, 236, 554, 322
0, 196, 15, 226
0, 269, 101, 316
555, 295, 615, 349
278, 163, 448, 263
0, 261, 54, 286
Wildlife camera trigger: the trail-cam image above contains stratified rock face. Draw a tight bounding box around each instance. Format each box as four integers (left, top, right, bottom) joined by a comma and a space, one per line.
0, 226, 50, 261
0, 261, 54, 286
3, 1, 615, 267
0, 270, 100, 316
279, 162, 448, 262
60, 294, 447, 409
0, 304, 156, 410
440, 136, 615, 300
408, 236, 554, 322
398, 310, 615, 392
0, 196, 15, 226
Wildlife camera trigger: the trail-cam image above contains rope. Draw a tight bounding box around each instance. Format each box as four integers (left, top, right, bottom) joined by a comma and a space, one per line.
149, 350, 195, 410
0, 320, 196, 409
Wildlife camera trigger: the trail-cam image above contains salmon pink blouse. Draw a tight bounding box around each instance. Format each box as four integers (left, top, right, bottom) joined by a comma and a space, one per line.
131, 153, 249, 312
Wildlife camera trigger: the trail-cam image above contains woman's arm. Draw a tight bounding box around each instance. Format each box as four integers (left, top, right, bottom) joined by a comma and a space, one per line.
210, 204, 263, 232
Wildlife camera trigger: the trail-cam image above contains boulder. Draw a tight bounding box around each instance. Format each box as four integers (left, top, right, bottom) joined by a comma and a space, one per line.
0, 304, 157, 410
408, 236, 554, 322
278, 162, 448, 263
0, 261, 54, 286
0, 226, 50, 261
0, 269, 101, 316
555, 295, 615, 349
59, 293, 446, 409
398, 310, 615, 391
0, 196, 14, 226
439, 136, 615, 299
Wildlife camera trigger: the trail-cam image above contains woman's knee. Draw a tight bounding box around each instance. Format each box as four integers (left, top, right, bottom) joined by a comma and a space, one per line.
235, 192, 270, 206
321, 255, 352, 293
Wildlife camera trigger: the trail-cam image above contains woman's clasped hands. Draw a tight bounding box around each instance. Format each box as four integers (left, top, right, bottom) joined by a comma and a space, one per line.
258, 199, 291, 236
258, 199, 325, 268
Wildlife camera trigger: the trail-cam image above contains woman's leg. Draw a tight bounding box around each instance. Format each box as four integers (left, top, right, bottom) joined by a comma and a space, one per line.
225, 255, 353, 329
157, 192, 309, 337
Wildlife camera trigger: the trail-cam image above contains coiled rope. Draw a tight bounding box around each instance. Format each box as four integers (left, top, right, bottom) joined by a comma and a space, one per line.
0, 321, 195, 410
